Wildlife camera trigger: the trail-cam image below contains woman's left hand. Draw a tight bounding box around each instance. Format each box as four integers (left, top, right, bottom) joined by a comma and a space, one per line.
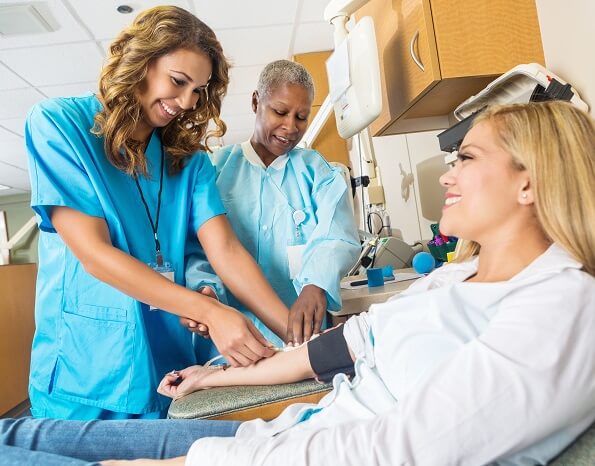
287, 284, 327, 345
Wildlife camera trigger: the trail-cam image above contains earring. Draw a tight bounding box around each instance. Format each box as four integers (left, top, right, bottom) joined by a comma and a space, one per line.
192, 104, 196, 111
522, 193, 528, 199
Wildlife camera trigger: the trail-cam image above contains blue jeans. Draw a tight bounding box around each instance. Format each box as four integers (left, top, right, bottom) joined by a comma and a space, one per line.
0, 417, 240, 465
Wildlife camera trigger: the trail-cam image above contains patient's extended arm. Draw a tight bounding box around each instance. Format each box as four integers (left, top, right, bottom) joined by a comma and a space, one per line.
158, 325, 355, 400
159, 344, 312, 400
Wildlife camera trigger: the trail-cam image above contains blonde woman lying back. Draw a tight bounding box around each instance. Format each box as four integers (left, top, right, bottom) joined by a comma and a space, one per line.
2, 101, 594, 466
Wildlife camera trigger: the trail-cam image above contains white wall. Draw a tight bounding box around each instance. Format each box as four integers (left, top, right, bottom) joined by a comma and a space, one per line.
349, 129, 448, 243
535, 0, 595, 116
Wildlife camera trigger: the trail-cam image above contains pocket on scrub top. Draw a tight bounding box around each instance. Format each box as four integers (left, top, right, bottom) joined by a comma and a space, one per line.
53, 305, 136, 411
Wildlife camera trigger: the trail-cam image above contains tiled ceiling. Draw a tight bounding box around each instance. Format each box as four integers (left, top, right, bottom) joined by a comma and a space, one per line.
0, 0, 335, 196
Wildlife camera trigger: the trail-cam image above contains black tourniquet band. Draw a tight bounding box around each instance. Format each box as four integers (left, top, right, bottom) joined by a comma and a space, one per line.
307, 325, 355, 382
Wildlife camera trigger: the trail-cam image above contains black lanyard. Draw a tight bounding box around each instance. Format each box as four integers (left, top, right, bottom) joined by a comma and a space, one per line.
133, 146, 165, 266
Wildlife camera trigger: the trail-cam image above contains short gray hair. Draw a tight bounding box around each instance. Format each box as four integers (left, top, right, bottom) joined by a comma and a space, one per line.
256, 59, 314, 100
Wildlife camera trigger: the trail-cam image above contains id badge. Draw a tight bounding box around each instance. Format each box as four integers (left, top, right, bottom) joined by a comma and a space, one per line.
287, 244, 306, 279
148, 261, 175, 311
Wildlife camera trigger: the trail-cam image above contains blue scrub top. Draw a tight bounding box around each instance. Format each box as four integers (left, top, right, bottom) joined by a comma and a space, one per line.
188, 141, 360, 357
25, 94, 225, 414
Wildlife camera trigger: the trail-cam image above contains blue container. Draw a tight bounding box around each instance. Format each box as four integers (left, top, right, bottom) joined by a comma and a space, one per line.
382, 265, 394, 279
366, 267, 385, 287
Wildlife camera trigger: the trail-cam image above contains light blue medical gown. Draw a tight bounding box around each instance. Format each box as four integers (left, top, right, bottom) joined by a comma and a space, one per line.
187, 141, 360, 359
25, 95, 225, 415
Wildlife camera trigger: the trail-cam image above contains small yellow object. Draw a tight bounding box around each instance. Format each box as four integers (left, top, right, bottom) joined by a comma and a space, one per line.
446, 251, 455, 262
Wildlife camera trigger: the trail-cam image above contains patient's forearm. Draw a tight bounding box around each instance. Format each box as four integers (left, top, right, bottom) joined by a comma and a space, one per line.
200, 344, 315, 389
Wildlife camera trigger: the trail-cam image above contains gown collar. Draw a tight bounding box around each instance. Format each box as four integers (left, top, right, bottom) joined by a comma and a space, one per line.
241, 140, 289, 171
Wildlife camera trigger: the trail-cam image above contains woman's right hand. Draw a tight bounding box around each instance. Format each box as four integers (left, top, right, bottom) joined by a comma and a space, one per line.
203, 303, 276, 367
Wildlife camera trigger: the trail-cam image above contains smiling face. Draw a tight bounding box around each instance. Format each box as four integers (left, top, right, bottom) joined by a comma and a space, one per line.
134, 47, 212, 142
250, 82, 312, 164
438, 121, 532, 244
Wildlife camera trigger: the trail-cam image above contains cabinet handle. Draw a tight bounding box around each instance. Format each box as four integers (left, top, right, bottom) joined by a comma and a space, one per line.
409, 30, 425, 72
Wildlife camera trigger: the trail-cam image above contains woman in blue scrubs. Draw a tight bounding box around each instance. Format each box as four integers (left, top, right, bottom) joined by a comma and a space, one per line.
187, 60, 360, 358
25, 6, 289, 420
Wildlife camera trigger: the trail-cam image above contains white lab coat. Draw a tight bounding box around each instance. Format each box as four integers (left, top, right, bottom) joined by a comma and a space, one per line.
187, 244, 595, 465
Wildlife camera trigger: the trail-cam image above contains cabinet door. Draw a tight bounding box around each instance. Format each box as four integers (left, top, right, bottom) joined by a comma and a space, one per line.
396, 0, 442, 114
358, 0, 441, 135
431, 0, 544, 79
358, 0, 544, 136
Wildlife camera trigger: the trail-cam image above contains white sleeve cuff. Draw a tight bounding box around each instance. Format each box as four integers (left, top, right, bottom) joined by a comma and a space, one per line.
343, 312, 372, 360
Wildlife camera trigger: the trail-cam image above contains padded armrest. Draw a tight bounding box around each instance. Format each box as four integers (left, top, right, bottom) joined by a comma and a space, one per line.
167, 379, 333, 422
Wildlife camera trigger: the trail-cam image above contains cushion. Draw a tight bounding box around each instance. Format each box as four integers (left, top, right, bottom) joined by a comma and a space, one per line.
167, 379, 332, 421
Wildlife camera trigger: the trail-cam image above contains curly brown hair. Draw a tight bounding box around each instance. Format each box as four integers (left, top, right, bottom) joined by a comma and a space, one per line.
92, 6, 230, 176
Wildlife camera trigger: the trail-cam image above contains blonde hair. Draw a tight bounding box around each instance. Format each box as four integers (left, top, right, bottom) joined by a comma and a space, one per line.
93, 6, 229, 176
455, 101, 595, 275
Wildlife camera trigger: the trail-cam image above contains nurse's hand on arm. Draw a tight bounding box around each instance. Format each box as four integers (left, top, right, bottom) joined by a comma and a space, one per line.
196, 215, 290, 341
51, 206, 274, 367
287, 284, 327, 345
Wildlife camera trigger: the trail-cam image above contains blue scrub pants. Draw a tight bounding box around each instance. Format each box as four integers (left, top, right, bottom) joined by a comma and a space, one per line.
0, 418, 240, 465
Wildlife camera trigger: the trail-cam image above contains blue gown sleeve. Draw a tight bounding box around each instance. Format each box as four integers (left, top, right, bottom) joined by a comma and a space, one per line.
185, 250, 228, 305
293, 168, 360, 311
25, 100, 104, 233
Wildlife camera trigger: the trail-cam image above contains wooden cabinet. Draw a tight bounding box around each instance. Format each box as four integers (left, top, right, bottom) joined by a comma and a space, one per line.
0, 263, 36, 415
357, 0, 545, 135
293, 51, 351, 167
